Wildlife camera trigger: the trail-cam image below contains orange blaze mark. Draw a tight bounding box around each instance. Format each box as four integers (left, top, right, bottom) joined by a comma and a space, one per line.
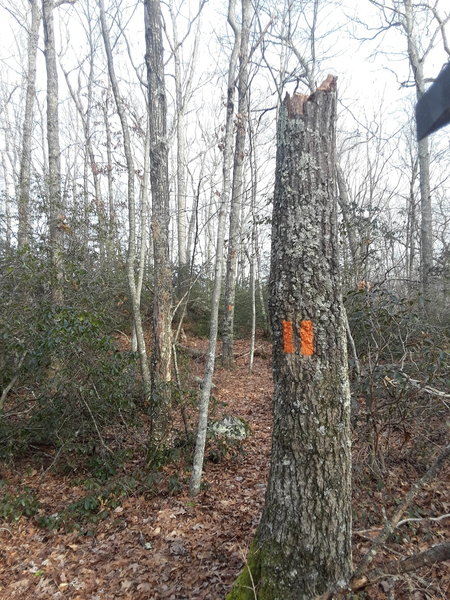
282, 320, 294, 353
300, 320, 314, 356
228, 304, 233, 312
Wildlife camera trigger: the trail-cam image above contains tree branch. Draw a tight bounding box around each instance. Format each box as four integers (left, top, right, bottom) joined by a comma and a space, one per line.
319, 442, 450, 599
353, 442, 450, 578
351, 542, 450, 592
0, 351, 27, 410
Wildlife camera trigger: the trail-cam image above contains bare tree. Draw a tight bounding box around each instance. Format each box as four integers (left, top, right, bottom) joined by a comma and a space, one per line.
189, 0, 242, 496
42, 0, 64, 306
168, 0, 204, 286
366, 0, 450, 292
403, 0, 433, 292
99, 0, 151, 401
101, 88, 118, 257
222, 0, 252, 366
17, 0, 41, 249
227, 78, 352, 600
144, 0, 173, 449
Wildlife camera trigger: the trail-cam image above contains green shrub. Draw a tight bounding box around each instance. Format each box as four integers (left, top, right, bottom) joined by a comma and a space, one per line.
0, 487, 40, 521
345, 287, 449, 469
0, 248, 141, 470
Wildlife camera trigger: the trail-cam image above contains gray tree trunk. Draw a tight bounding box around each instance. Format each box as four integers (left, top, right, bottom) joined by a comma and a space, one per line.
406, 155, 419, 295
99, 0, 151, 401
169, 0, 202, 298
222, 0, 251, 366
144, 0, 173, 449
248, 224, 256, 372
248, 116, 259, 371
43, 0, 64, 306
169, 0, 187, 275
18, 0, 41, 249
189, 0, 241, 497
227, 78, 352, 600
102, 91, 117, 258
132, 120, 150, 353
403, 0, 433, 292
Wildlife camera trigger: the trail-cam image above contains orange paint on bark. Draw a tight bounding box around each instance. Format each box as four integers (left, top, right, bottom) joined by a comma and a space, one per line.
300, 320, 314, 355
228, 304, 233, 312
282, 320, 294, 353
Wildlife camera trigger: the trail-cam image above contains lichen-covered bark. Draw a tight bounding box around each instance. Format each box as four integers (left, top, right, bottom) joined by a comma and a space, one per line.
18, 0, 41, 249
43, 0, 64, 306
145, 0, 173, 445
228, 78, 352, 600
222, 0, 251, 366
99, 0, 152, 405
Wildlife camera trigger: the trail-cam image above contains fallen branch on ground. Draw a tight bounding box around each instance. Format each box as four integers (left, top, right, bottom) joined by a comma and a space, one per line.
350, 541, 450, 591
318, 442, 450, 599
354, 512, 450, 534
317, 542, 450, 598
353, 442, 450, 578
398, 371, 450, 399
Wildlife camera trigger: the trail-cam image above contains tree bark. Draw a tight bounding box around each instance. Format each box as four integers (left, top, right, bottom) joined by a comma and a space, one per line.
222, 0, 251, 366
144, 0, 173, 449
227, 77, 352, 600
189, 0, 241, 496
169, 0, 202, 307
169, 0, 192, 276
18, 0, 41, 249
99, 0, 151, 402
403, 0, 433, 293
132, 119, 150, 353
102, 90, 117, 258
406, 154, 419, 295
43, 0, 64, 306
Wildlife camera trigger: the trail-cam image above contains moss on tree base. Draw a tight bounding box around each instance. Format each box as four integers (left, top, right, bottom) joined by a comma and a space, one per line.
226, 538, 353, 600
226, 540, 285, 600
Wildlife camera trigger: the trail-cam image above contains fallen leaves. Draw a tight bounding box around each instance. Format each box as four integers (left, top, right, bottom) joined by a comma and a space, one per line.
0, 338, 448, 599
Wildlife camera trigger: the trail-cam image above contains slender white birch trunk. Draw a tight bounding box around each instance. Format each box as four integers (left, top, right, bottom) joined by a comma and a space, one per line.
99, 0, 151, 400
18, 0, 41, 249
189, 0, 241, 496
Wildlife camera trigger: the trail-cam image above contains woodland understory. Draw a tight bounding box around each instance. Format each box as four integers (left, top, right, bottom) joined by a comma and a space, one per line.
1, 0, 450, 598
0, 328, 449, 600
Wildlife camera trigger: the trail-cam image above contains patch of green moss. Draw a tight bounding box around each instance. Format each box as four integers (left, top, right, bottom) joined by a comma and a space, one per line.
226, 540, 284, 600
226, 541, 260, 600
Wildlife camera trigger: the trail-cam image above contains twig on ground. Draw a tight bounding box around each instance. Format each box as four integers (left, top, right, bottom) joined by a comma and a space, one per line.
398, 371, 450, 399
353, 442, 450, 578
397, 513, 450, 527
354, 512, 450, 534
318, 442, 450, 599
350, 541, 450, 592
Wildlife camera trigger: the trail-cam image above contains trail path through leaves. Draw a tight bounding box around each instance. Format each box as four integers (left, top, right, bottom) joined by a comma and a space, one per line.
0, 338, 448, 599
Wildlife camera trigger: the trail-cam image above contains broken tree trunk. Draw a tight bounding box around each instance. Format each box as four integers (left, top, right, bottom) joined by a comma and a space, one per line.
227, 75, 352, 600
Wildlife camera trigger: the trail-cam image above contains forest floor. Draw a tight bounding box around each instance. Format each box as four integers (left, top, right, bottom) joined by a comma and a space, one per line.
0, 337, 449, 600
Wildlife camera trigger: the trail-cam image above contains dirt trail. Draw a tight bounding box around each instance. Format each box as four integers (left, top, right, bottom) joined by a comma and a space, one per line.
0, 338, 448, 599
